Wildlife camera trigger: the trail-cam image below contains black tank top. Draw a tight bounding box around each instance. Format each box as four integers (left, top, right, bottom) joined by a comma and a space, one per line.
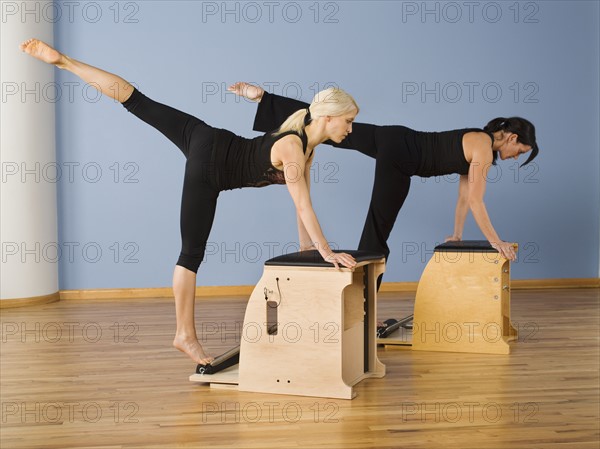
212, 129, 309, 191
415, 128, 493, 177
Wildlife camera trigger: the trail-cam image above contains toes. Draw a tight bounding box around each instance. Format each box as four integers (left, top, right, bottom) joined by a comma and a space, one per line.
20, 39, 34, 52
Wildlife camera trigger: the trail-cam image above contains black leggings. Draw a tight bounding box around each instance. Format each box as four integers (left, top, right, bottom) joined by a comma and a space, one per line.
358, 150, 411, 262
355, 126, 420, 263
123, 89, 218, 273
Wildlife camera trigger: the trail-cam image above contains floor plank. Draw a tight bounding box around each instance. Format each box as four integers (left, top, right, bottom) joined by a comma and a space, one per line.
1, 289, 598, 449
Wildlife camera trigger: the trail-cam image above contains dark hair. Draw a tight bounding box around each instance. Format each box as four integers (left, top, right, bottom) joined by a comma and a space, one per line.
484, 117, 539, 166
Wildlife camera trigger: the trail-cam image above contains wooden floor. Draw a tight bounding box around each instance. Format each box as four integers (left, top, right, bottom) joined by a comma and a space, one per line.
1, 289, 598, 449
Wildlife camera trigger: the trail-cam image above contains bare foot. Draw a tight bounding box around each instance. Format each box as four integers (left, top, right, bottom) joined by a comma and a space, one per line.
20, 38, 65, 67
173, 335, 214, 365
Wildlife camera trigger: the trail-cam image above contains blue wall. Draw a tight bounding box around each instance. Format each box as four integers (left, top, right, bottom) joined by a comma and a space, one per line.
50, 0, 599, 289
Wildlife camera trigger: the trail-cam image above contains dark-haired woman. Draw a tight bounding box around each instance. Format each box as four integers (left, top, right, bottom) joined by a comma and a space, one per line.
229, 83, 539, 272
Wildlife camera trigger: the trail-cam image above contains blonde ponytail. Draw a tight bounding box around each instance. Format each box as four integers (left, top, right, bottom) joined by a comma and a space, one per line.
273, 108, 309, 136
274, 88, 358, 136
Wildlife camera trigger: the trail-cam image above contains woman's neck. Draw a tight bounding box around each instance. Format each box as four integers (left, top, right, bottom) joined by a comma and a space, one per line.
304, 123, 327, 150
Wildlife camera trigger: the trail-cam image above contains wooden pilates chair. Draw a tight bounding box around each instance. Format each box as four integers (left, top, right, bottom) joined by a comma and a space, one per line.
378, 240, 518, 355
189, 250, 386, 399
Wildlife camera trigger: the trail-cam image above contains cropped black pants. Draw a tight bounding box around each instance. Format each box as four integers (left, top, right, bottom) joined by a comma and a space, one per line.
123, 89, 218, 273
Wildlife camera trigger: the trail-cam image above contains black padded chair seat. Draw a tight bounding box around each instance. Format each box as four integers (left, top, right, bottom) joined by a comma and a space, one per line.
434, 240, 498, 253
265, 250, 385, 267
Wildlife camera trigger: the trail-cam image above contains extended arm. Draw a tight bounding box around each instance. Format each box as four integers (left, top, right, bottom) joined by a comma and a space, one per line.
467, 144, 517, 260
278, 138, 355, 269
297, 154, 316, 251
446, 175, 470, 241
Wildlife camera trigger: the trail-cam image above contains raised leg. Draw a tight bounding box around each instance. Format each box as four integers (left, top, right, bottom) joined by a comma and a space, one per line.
20, 38, 216, 365
20, 38, 134, 103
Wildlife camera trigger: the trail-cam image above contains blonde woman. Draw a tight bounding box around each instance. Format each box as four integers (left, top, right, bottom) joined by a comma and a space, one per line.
20, 39, 358, 365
